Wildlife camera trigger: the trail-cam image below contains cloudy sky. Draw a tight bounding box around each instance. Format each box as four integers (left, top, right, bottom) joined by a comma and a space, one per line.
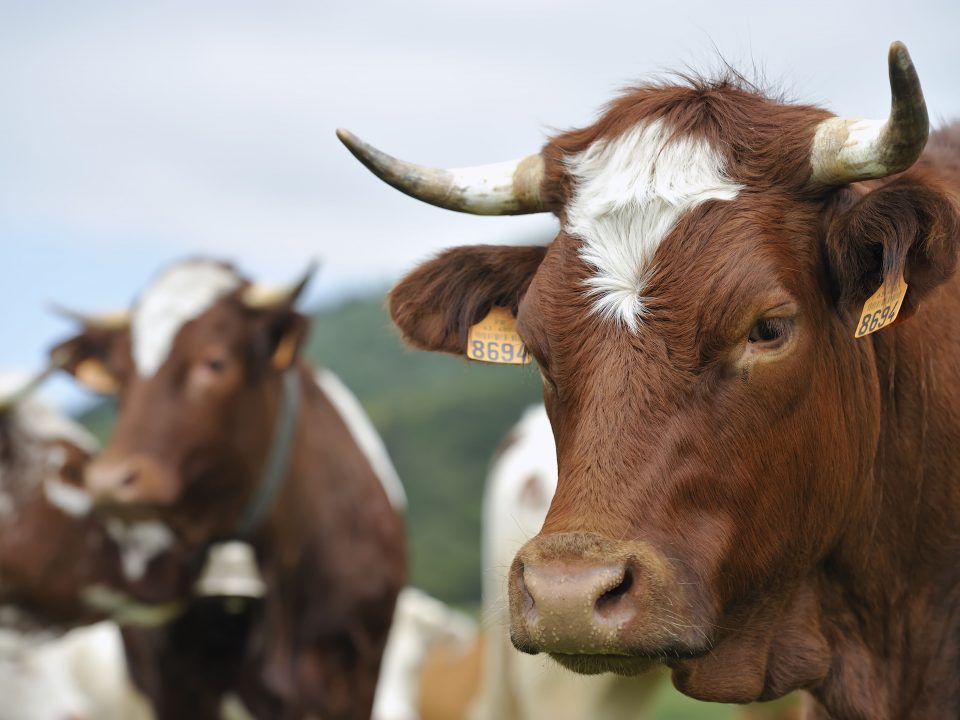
2, 0, 958, 407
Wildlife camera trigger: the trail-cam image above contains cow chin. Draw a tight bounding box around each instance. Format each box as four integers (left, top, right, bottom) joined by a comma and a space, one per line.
549, 653, 661, 677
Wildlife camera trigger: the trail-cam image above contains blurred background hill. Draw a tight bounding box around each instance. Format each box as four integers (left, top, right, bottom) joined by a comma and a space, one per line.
78, 290, 543, 606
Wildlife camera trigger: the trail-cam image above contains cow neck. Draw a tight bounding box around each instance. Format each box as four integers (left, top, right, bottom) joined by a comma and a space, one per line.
809, 332, 960, 718
234, 368, 301, 539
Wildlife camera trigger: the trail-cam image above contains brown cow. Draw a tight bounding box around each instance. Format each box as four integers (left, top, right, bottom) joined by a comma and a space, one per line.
339, 43, 960, 718
0, 370, 168, 632
53, 259, 407, 720
0, 373, 165, 720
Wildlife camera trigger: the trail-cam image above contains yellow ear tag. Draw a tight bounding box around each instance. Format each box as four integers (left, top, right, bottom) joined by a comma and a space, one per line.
854, 273, 908, 338
467, 307, 532, 365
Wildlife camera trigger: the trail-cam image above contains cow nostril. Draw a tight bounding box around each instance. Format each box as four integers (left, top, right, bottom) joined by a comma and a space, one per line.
595, 566, 634, 616
120, 469, 137, 488
515, 562, 537, 618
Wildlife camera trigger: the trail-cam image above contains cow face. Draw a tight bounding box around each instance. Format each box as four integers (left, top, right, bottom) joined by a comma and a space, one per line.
51, 260, 311, 546
0, 380, 113, 628
345, 49, 960, 701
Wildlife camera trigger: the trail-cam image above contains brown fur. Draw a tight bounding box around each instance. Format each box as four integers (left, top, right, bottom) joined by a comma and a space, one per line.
54, 273, 406, 720
417, 634, 485, 720
387, 76, 960, 720
0, 422, 124, 628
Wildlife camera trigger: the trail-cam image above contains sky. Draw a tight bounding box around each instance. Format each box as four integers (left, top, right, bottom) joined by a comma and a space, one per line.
1, 0, 958, 408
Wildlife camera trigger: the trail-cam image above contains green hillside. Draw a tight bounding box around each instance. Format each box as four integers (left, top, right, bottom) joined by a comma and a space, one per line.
79, 292, 543, 604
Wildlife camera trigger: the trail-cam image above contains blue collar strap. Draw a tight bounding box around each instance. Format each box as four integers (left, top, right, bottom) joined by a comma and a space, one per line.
234, 368, 301, 538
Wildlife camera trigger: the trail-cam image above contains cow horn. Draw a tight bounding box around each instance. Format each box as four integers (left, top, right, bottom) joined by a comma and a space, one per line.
0, 356, 66, 412
810, 42, 929, 186
336, 128, 547, 215
49, 304, 131, 330
242, 261, 319, 310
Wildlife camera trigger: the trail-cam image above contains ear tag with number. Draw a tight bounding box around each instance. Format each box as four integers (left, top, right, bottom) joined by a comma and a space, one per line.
467, 307, 532, 365
854, 273, 908, 338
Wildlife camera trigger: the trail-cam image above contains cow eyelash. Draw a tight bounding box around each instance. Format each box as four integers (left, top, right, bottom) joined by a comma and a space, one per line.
747, 317, 792, 345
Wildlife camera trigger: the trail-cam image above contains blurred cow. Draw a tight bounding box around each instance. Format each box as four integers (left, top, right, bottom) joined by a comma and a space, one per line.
0, 373, 152, 720
53, 259, 407, 720
373, 587, 476, 720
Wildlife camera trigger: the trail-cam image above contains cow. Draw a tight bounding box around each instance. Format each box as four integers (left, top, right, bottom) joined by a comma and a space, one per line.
373, 587, 476, 720
338, 42, 960, 718
0, 373, 155, 720
51, 259, 407, 720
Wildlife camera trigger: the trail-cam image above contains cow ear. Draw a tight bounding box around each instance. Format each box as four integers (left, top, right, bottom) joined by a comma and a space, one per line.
260, 310, 309, 371
49, 329, 128, 395
388, 244, 548, 356
826, 174, 960, 326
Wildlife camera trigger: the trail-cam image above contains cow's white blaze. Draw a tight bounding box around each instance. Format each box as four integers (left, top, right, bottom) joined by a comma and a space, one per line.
132, 260, 241, 377
565, 120, 742, 330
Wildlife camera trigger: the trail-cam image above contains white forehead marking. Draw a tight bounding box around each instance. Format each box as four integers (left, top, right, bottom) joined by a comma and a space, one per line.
132, 260, 242, 377
105, 519, 176, 582
565, 119, 742, 331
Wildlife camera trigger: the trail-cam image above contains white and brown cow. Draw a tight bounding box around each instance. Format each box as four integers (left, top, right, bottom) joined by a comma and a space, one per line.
0, 373, 154, 720
340, 43, 960, 718
53, 260, 407, 720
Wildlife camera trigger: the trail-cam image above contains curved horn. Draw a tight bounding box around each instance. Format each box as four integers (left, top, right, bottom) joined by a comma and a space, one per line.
0, 357, 65, 412
810, 42, 929, 186
336, 129, 547, 215
242, 260, 319, 310
49, 304, 131, 330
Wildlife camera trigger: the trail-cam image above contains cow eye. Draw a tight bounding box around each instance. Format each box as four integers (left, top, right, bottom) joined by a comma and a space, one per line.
205, 357, 229, 373
747, 317, 791, 345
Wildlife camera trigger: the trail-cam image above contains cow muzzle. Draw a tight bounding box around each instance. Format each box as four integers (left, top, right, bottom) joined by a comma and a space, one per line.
84, 453, 180, 506
508, 532, 694, 674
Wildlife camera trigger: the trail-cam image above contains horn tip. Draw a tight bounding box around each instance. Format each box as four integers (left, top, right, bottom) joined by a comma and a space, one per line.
336, 128, 359, 149
48, 302, 79, 323
888, 41, 913, 71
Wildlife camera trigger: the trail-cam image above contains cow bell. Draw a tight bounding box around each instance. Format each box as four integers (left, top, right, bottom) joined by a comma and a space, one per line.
194, 541, 267, 602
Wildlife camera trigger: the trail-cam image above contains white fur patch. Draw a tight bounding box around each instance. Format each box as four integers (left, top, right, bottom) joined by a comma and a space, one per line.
315, 369, 407, 511
104, 519, 175, 582
0, 373, 98, 455
565, 119, 742, 330
132, 260, 241, 377
43, 478, 93, 518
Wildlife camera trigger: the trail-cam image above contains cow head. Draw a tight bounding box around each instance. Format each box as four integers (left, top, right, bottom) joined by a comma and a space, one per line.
341, 44, 960, 701
51, 260, 314, 549
0, 373, 113, 628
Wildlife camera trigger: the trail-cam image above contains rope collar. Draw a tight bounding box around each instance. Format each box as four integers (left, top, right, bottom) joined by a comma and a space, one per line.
234, 368, 301, 538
